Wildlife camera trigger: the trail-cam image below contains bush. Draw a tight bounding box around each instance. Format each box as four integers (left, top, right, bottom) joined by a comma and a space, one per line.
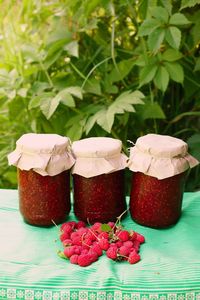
0, 0, 200, 190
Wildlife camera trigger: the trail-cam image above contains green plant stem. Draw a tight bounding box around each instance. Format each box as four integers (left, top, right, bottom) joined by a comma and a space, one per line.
81, 57, 112, 89
109, 2, 127, 88
38, 59, 54, 88
70, 62, 87, 81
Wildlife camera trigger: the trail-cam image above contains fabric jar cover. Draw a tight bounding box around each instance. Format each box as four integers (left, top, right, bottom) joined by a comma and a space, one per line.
7, 133, 75, 176
128, 134, 199, 179
71, 137, 128, 178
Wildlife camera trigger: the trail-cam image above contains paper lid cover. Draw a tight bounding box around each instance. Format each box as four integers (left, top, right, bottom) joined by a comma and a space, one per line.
72, 137, 128, 177
128, 134, 199, 179
7, 133, 75, 176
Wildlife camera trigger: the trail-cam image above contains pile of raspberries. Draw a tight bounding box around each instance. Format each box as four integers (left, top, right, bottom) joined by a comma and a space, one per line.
57, 219, 145, 267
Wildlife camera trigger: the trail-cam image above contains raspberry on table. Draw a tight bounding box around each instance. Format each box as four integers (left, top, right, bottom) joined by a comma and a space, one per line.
106, 247, 118, 260
70, 254, 79, 264
78, 254, 93, 267
118, 245, 130, 257
128, 252, 141, 264
117, 230, 130, 242
98, 238, 110, 251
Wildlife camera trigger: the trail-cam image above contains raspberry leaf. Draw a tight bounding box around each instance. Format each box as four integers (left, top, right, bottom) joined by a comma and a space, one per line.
101, 224, 112, 232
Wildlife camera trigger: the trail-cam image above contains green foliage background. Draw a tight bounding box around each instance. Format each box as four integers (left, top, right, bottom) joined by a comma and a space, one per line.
0, 0, 200, 191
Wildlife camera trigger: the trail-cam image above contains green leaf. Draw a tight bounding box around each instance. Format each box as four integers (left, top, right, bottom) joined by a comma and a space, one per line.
57, 250, 68, 260
187, 134, 200, 161
139, 64, 158, 86
165, 27, 181, 49
84, 78, 102, 95
149, 6, 169, 23
31, 82, 50, 94
181, 0, 200, 9
162, 49, 183, 62
64, 41, 79, 58
29, 96, 41, 109
59, 91, 75, 107
62, 86, 83, 99
108, 59, 136, 83
137, 100, 166, 120
160, 0, 172, 15
194, 57, 200, 72
66, 123, 83, 141
169, 13, 191, 26
148, 28, 165, 52
17, 88, 28, 98
40, 95, 60, 119
101, 224, 112, 232
154, 66, 169, 92
106, 90, 145, 132
164, 62, 184, 83
85, 115, 98, 135
65, 114, 86, 141
190, 10, 200, 44
44, 49, 63, 69
138, 19, 161, 36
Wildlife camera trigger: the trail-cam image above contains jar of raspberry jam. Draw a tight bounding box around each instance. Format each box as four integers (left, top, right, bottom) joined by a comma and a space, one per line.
8, 133, 75, 226
71, 137, 128, 223
128, 134, 199, 228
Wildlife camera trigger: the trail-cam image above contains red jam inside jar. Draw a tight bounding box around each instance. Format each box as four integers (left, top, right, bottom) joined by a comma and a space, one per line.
73, 170, 126, 223
129, 171, 186, 228
18, 169, 71, 226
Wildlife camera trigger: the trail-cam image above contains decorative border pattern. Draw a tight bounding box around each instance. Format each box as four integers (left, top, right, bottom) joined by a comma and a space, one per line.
0, 288, 200, 300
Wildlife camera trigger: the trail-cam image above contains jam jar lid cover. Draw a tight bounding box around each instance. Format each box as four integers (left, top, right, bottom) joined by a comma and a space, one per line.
128, 134, 199, 179
71, 137, 128, 178
7, 133, 75, 176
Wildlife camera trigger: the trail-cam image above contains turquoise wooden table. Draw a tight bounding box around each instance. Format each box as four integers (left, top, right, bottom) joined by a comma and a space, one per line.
0, 189, 200, 300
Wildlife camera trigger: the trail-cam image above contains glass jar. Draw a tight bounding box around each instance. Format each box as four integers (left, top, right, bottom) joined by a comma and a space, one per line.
128, 134, 199, 228
8, 133, 75, 226
71, 137, 128, 223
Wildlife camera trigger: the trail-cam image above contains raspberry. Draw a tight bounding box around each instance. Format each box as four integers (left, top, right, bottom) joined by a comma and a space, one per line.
78, 254, 92, 267
74, 246, 82, 255
67, 221, 77, 229
92, 222, 102, 232
91, 243, 103, 256
123, 241, 133, 248
129, 230, 137, 240
70, 254, 79, 264
98, 232, 109, 240
61, 223, 72, 234
128, 252, 141, 264
64, 246, 76, 258
62, 239, 72, 247
60, 232, 70, 242
82, 238, 93, 249
76, 221, 86, 229
118, 246, 130, 256
106, 247, 118, 260
132, 240, 140, 252
109, 243, 118, 249
77, 227, 88, 236
85, 231, 97, 242
81, 249, 89, 255
98, 238, 110, 251
117, 230, 130, 242
136, 233, 145, 244
71, 236, 82, 246
107, 222, 115, 228
88, 249, 99, 262
70, 232, 79, 240
115, 241, 123, 248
